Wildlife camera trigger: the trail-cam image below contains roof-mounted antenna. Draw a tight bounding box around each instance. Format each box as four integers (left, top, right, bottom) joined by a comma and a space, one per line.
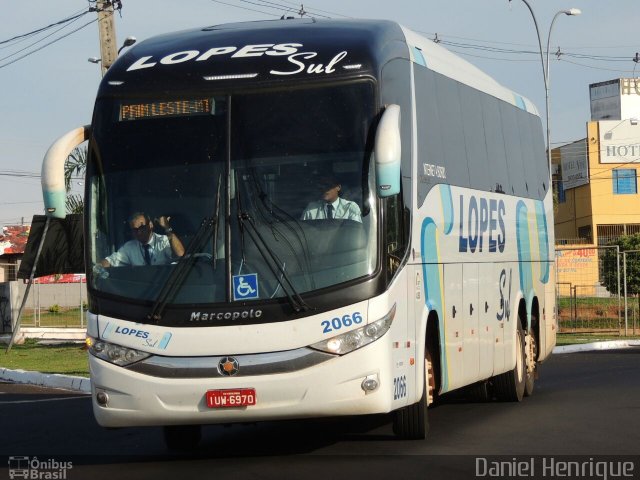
433, 33, 441, 44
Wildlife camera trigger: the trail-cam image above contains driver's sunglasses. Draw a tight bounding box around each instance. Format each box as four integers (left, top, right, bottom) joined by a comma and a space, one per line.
130, 223, 150, 233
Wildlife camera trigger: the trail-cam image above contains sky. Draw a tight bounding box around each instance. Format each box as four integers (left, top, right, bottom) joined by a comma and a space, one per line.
1, 0, 639, 226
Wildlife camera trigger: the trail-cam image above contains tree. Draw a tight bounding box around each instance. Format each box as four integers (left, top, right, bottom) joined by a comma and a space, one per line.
64, 145, 87, 214
601, 234, 640, 302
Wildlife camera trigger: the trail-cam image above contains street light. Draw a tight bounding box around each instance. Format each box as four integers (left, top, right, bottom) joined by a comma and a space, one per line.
88, 37, 137, 69
511, 1, 581, 170
118, 36, 137, 54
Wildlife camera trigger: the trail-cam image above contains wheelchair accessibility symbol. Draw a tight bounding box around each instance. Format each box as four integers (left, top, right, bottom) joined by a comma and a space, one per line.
233, 273, 259, 300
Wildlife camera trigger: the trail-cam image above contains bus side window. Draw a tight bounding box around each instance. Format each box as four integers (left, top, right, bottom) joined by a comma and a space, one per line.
481, 94, 509, 195
384, 193, 408, 280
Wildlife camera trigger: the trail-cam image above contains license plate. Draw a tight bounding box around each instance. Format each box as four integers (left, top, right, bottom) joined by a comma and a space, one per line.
206, 388, 256, 408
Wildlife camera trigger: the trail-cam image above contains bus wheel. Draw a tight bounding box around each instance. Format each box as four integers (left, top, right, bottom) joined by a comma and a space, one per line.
492, 323, 525, 402
163, 425, 202, 451
392, 351, 432, 440
466, 380, 491, 402
524, 329, 537, 397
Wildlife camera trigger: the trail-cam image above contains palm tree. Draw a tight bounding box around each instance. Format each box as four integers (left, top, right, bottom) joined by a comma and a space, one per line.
64, 145, 87, 214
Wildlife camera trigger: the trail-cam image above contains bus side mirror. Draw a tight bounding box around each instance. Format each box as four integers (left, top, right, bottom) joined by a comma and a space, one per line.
374, 104, 401, 198
41, 126, 91, 219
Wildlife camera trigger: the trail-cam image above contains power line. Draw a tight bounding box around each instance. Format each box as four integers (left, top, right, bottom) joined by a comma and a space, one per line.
450, 49, 538, 63
0, 10, 89, 45
0, 11, 88, 63
0, 1, 120, 71
210, 0, 274, 17
210, 0, 334, 19
0, 171, 40, 178
248, 0, 332, 18
0, 18, 98, 70
558, 57, 637, 75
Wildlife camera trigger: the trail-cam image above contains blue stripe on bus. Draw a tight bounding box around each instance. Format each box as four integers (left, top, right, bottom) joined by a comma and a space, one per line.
412, 46, 427, 67
514, 94, 527, 111
421, 217, 449, 392
535, 201, 550, 283
516, 200, 534, 311
440, 184, 454, 234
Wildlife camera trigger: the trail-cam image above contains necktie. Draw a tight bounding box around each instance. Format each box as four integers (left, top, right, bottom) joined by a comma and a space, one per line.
326, 204, 334, 219
143, 244, 152, 265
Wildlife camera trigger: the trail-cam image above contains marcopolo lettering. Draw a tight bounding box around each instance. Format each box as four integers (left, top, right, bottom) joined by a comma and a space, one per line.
458, 195, 506, 253
190, 309, 263, 322
114, 326, 150, 339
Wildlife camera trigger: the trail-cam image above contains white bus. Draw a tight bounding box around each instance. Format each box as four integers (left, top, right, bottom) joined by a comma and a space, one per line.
41, 18, 555, 448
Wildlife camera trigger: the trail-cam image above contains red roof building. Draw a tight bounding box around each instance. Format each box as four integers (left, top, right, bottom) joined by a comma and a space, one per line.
0, 225, 30, 281
0, 225, 30, 256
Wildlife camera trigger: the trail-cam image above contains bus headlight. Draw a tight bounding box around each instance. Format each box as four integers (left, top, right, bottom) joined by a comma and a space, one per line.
86, 336, 151, 367
309, 304, 395, 355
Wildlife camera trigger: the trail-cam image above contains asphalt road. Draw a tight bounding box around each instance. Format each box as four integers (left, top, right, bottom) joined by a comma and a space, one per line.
1, 349, 639, 480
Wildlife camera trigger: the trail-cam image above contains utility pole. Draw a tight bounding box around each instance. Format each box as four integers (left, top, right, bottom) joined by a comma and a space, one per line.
96, 0, 118, 76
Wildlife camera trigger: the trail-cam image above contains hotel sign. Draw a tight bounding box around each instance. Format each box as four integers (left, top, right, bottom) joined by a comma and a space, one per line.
559, 139, 589, 189
599, 119, 640, 164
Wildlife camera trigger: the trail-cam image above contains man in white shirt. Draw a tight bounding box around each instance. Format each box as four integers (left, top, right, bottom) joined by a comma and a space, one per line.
100, 212, 185, 267
301, 176, 362, 223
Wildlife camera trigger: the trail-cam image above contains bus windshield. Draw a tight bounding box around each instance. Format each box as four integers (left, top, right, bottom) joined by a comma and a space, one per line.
88, 81, 378, 306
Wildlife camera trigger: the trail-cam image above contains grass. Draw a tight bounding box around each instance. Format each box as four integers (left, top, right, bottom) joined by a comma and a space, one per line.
556, 295, 640, 331
556, 332, 640, 346
557, 297, 621, 309
0, 339, 89, 377
19, 307, 85, 328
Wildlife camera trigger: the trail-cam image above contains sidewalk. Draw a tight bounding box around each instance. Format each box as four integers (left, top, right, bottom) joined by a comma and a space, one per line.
1, 340, 639, 394
0, 367, 91, 393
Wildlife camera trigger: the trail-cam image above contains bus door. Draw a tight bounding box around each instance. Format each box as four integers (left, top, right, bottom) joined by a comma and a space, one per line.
478, 263, 496, 379
462, 263, 479, 385
443, 263, 464, 391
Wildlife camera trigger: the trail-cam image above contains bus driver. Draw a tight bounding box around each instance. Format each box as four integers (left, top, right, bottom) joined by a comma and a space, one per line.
99, 212, 185, 268
301, 176, 362, 222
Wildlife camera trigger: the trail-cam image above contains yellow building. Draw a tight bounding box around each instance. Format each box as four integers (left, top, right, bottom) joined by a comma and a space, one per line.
553, 79, 640, 301
554, 79, 640, 246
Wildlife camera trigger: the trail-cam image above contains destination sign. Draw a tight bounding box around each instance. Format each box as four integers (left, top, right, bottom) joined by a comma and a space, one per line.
120, 98, 212, 121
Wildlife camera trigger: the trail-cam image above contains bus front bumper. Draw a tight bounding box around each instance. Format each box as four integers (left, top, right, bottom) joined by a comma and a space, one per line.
89, 339, 396, 427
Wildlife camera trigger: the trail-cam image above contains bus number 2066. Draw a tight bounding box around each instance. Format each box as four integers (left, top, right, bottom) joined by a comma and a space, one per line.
321, 312, 363, 334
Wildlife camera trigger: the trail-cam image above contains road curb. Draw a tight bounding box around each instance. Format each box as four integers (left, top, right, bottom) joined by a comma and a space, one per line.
0, 367, 91, 394
553, 340, 640, 354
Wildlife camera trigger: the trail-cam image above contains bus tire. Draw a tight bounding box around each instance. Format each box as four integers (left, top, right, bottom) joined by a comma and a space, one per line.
392, 350, 432, 440
163, 425, 202, 451
524, 328, 537, 397
492, 323, 525, 402
466, 380, 491, 402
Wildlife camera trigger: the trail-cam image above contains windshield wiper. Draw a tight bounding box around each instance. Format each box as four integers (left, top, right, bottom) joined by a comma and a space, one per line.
237, 210, 310, 313
234, 175, 310, 313
246, 170, 315, 291
147, 175, 222, 322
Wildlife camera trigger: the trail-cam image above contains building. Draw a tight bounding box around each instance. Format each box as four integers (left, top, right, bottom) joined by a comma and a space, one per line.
553, 78, 640, 246
0, 225, 30, 281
